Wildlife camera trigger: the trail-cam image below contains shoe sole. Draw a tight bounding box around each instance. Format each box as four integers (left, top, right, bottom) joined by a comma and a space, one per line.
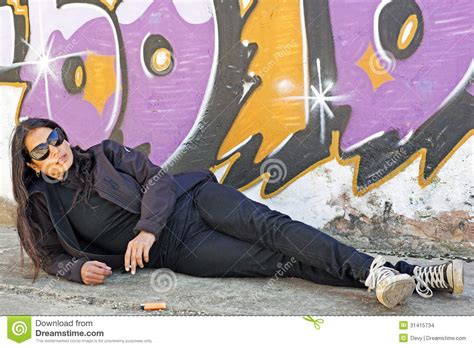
377, 274, 415, 308
451, 260, 464, 295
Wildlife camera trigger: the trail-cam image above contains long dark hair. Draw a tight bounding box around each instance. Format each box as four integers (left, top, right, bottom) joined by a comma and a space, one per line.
10, 117, 96, 282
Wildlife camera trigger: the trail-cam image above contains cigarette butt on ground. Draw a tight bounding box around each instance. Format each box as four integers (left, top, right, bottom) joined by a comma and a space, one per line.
140, 302, 167, 310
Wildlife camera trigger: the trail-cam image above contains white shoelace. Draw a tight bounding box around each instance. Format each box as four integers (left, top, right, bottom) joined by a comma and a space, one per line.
364, 255, 395, 292
413, 265, 449, 299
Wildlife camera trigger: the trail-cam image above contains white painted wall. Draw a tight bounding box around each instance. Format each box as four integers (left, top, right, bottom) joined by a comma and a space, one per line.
0, 85, 25, 202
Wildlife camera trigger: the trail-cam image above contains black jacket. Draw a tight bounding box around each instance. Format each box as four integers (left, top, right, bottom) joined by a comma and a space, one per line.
27, 139, 218, 284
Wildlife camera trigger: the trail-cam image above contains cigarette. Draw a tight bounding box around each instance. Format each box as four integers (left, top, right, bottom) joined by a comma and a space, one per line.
140, 302, 166, 310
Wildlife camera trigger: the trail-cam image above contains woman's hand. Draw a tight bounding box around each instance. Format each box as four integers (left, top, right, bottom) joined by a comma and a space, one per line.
80, 261, 112, 285
124, 230, 156, 275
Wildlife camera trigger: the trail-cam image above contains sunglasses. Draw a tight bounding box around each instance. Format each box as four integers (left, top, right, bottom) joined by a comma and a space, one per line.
27, 127, 66, 161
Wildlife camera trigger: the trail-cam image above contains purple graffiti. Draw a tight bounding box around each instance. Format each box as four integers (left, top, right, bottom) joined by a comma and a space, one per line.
19, 0, 215, 165
329, 0, 472, 150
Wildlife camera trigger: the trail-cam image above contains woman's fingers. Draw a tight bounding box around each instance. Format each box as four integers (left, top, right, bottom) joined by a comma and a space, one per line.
137, 245, 146, 268
130, 245, 137, 274
83, 271, 105, 285
94, 265, 113, 276
87, 272, 105, 282
93, 261, 111, 270
81, 261, 113, 285
143, 245, 150, 264
124, 243, 132, 271
131, 246, 146, 273
136, 246, 145, 269
124, 233, 156, 274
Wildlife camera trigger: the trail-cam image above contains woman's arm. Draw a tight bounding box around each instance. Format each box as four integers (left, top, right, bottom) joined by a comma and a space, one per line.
29, 193, 89, 284
101, 139, 177, 240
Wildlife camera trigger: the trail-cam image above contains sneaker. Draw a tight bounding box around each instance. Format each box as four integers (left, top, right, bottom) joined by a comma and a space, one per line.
364, 255, 415, 308
413, 260, 464, 298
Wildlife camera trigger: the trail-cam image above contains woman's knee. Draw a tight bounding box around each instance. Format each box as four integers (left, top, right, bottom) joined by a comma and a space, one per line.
194, 182, 244, 223
195, 182, 239, 206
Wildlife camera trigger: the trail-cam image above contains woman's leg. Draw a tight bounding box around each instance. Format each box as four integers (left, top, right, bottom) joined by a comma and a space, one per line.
172, 225, 366, 288
193, 181, 417, 284
152, 187, 364, 288
154, 183, 420, 308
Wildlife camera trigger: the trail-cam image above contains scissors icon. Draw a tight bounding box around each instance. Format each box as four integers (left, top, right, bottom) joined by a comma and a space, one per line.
303, 315, 324, 330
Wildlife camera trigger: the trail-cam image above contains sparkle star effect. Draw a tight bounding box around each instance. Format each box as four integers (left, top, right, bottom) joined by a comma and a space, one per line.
281, 58, 349, 143
0, 12, 89, 119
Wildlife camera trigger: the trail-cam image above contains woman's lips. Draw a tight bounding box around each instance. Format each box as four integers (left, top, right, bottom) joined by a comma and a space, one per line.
58, 154, 67, 164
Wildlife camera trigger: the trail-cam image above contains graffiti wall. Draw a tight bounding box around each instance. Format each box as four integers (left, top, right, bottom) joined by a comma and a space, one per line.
1, 0, 472, 255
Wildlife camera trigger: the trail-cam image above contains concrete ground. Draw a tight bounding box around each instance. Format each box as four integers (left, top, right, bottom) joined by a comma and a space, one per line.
0, 226, 472, 316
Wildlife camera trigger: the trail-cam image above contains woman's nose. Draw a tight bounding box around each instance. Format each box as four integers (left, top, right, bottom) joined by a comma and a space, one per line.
50, 145, 60, 158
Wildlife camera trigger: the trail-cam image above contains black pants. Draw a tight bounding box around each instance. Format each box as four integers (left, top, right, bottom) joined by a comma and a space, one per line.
149, 180, 416, 288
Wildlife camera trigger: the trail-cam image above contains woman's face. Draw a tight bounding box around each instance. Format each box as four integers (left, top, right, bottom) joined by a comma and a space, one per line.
24, 127, 73, 180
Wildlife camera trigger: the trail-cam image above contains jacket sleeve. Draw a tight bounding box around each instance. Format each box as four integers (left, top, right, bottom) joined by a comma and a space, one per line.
101, 139, 177, 239
29, 193, 89, 284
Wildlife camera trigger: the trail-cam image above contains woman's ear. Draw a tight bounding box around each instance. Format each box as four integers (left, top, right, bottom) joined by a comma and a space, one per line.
26, 161, 39, 172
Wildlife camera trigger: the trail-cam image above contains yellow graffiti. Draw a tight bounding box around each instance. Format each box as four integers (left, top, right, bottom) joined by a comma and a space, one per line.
150, 48, 172, 74
74, 65, 84, 88
398, 14, 418, 50
82, 53, 117, 116
239, 0, 255, 17
219, 0, 306, 164
6, 0, 29, 41
99, 0, 119, 12
214, 2, 460, 198
356, 42, 394, 91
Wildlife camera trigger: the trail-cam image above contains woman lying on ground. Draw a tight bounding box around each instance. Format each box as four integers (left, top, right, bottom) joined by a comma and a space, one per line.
10, 117, 464, 309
